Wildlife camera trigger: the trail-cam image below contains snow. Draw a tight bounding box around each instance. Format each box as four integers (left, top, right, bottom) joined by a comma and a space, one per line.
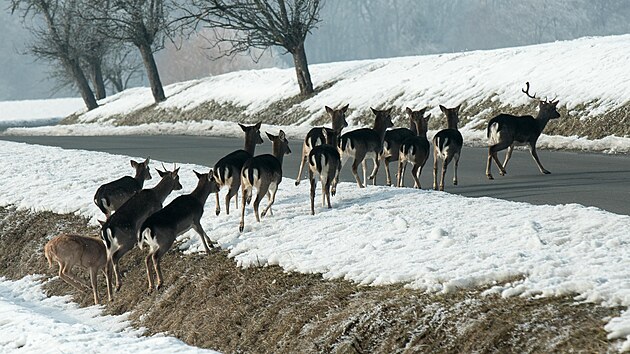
1, 34, 630, 352
0, 275, 218, 353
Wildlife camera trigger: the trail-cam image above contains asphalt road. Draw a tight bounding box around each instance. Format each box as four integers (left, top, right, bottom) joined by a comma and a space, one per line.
2, 134, 629, 215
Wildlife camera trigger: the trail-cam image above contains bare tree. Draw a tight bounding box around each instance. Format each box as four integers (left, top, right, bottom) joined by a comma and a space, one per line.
186, 0, 323, 96
11, 0, 99, 110
94, 0, 174, 103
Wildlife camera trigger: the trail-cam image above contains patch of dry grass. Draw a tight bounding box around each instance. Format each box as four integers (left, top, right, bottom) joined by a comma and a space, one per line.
0, 206, 622, 353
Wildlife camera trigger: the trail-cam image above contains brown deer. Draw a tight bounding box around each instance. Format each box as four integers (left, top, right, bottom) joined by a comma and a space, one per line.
383, 108, 426, 186
100, 165, 182, 291
397, 108, 431, 188
239, 130, 291, 232
295, 104, 349, 186
433, 104, 463, 191
44, 233, 112, 305
139, 170, 219, 292
94, 158, 151, 218
213, 122, 264, 216
338, 108, 394, 188
307, 131, 342, 215
486, 82, 561, 179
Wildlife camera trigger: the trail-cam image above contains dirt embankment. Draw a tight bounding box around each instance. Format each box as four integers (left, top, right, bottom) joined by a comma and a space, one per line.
0, 206, 621, 353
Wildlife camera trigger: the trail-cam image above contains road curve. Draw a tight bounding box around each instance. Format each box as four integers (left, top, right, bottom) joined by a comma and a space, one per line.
1, 135, 629, 216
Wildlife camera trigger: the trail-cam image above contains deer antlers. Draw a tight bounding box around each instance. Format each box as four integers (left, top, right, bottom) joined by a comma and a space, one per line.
522, 82, 557, 104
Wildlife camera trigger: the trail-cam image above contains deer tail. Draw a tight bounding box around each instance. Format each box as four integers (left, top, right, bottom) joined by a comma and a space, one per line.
44, 243, 53, 268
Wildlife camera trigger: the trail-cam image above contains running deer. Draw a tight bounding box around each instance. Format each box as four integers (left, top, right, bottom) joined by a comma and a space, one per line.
397, 108, 431, 188
433, 104, 463, 191
486, 82, 561, 179
100, 165, 182, 291
239, 130, 291, 232
213, 122, 264, 216
94, 158, 152, 218
138, 170, 219, 292
383, 108, 426, 186
307, 132, 342, 215
338, 108, 394, 188
295, 104, 349, 186
44, 233, 112, 305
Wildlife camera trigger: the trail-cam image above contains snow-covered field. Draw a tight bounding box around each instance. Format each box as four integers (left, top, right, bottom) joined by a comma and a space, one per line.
1, 34, 630, 352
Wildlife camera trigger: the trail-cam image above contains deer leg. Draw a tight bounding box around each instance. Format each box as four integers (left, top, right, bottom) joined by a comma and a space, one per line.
193, 221, 214, 254
384, 157, 392, 186
89, 268, 100, 305
323, 179, 332, 209
368, 155, 381, 185
153, 252, 164, 290
529, 143, 550, 174
103, 263, 113, 302
309, 170, 316, 215
489, 142, 509, 176
331, 164, 340, 197
239, 184, 249, 232
58, 264, 88, 293
439, 156, 451, 191
351, 156, 365, 188
453, 153, 460, 186
433, 148, 439, 190
261, 184, 277, 218
225, 179, 240, 215
502, 145, 514, 170
215, 191, 221, 215
145, 252, 155, 293
397, 160, 405, 187
411, 164, 421, 189
362, 160, 368, 185
296, 153, 308, 186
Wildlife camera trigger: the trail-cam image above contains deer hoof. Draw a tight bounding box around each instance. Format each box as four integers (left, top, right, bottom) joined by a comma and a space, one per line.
295, 180, 300, 186
487, 174, 494, 180
542, 170, 551, 174
239, 224, 244, 233
453, 180, 458, 186
215, 209, 220, 216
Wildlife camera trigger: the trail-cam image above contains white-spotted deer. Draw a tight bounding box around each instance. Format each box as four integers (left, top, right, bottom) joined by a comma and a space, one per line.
239, 130, 291, 232
94, 158, 152, 218
383, 108, 425, 186
307, 132, 342, 215
295, 104, 349, 186
338, 108, 394, 188
100, 165, 182, 291
486, 82, 561, 179
397, 108, 431, 188
138, 170, 219, 292
433, 104, 463, 191
213, 122, 264, 215
44, 233, 112, 305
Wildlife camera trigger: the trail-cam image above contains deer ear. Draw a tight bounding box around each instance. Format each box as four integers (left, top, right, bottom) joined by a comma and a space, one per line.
131, 160, 138, 168
439, 105, 447, 114
254, 121, 262, 130
405, 107, 413, 116
325, 106, 333, 115
156, 168, 166, 177
279, 130, 286, 140
455, 103, 462, 111
266, 132, 275, 141
238, 123, 247, 131
144, 157, 150, 165
341, 104, 349, 113
425, 113, 431, 121
193, 170, 202, 179
98, 219, 106, 226
370, 107, 378, 115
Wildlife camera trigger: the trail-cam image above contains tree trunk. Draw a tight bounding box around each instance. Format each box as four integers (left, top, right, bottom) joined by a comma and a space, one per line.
138, 43, 166, 103
292, 42, 314, 96
67, 58, 99, 111
89, 60, 107, 100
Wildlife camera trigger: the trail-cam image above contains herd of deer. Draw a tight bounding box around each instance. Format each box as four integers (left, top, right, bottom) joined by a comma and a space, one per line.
44, 83, 561, 305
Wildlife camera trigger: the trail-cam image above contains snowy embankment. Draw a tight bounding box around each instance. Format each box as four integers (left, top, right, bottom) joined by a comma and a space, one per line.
0, 140, 629, 351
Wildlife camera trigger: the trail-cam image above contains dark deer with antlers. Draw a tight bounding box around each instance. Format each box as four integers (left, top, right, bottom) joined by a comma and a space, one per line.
433, 104, 463, 191
486, 82, 560, 179
94, 158, 151, 218
296, 104, 348, 186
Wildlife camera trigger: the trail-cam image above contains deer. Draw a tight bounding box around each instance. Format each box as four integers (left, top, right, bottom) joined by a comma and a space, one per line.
100, 165, 182, 291
239, 130, 291, 232
94, 158, 151, 218
307, 131, 342, 215
213, 122, 264, 216
338, 107, 394, 188
44, 233, 112, 305
432, 104, 463, 191
138, 170, 219, 292
486, 82, 561, 180
295, 104, 349, 186
382, 107, 426, 186
397, 107, 431, 188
